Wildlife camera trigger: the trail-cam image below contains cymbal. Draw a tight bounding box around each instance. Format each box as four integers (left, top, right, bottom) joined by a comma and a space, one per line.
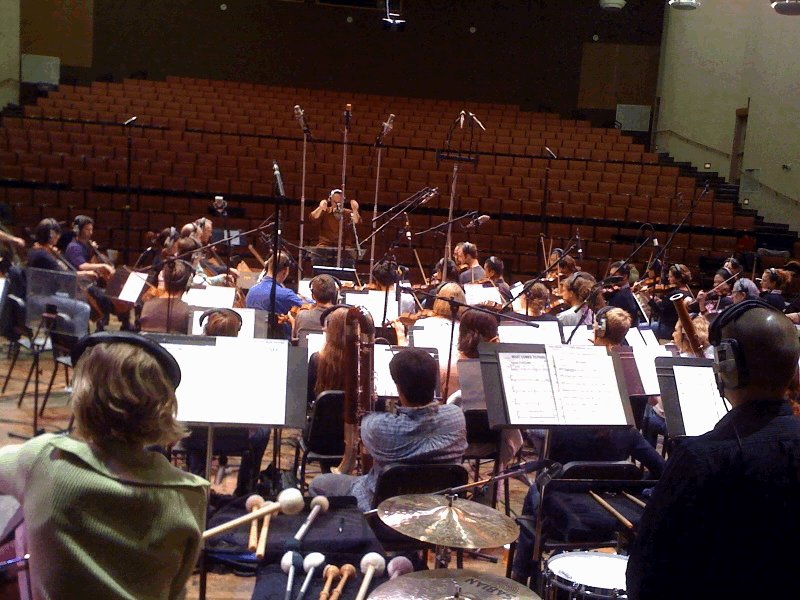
377, 494, 519, 549
367, 568, 541, 600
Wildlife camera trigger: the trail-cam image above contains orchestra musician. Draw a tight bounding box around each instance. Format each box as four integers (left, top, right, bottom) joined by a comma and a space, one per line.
453, 242, 485, 285
556, 271, 598, 326
730, 277, 760, 304
308, 189, 361, 267
481, 256, 512, 302
627, 302, 800, 599
307, 305, 348, 411
0, 332, 208, 599
0, 228, 25, 249
176, 236, 236, 287
647, 263, 693, 341
604, 261, 640, 326
137, 259, 193, 334
370, 260, 417, 315
693, 267, 734, 318
759, 267, 789, 310
292, 274, 338, 341
245, 251, 309, 338
309, 347, 467, 512
515, 282, 559, 321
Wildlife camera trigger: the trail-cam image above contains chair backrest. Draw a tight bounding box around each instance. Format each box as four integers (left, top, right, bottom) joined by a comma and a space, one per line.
1, 295, 30, 341
304, 390, 345, 456
464, 409, 500, 445
372, 463, 469, 508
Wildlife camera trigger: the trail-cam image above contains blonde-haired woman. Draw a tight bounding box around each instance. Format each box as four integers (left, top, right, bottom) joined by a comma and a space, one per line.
0, 332, 207, 599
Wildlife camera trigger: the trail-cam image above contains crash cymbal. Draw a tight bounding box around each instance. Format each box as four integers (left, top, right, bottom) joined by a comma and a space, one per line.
367, 568, 541, 600
376, 494, 519, 549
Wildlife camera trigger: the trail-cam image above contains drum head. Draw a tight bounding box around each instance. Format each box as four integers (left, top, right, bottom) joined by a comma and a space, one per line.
545, 551, 628, 597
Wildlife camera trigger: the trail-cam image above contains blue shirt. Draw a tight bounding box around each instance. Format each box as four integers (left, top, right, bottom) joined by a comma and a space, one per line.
244, 276, 305, 314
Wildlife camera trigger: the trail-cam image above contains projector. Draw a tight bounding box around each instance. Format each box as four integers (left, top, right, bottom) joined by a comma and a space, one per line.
772, 1, 800, 15
669, 0, 700, 9
599, 0, 626, 10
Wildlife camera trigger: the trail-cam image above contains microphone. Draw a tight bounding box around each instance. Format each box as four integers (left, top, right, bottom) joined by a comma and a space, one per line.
375, 113, 394, 146
576, 228, 583, 257
294, 105, 311, 137
544, 146, 557, 159
343, 103, 352, 132
273, 161, 285, 197
123, 116, 137, 126
468, 111, 486, 131
464, 215, 491, 231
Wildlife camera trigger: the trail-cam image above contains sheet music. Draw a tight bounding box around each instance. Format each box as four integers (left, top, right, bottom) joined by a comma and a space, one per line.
410, 320, 459, 370
561, 325, 595, 346
117, 270, 148, 303
498, 351, 561, 425
499, 322, 562, 345
463, 284, 503, 306
190, 308, 257, 338
182, 286, 236, 308
305, 332, 326, 361
632, 345, 673, 395
509, 282, 526, 314
373, 345, 439, 398
298, 278, 312, 301
547, 345, 629, 425
343, 289, 399, 324
673, 365, 730, 436
164, 338, 288, 425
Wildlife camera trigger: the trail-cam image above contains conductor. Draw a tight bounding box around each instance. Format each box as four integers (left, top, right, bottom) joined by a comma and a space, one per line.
626, 300, 800, 599
309, 188, 361, 267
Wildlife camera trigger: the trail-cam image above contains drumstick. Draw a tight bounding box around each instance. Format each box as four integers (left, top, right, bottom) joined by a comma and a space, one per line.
203, 488, 304, 540
256, 513, 272, 560
589, 490, 634, 530
246, 494, 266, 552
622, 490, 647, 509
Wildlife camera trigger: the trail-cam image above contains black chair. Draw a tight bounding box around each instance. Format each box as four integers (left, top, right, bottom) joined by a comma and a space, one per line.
289, 390, 345, 492
367, 463, 470, 563
1, 295, 39, 399
506, 460, 649, 587
461, 408, 512, 514
38, 327, 78, 416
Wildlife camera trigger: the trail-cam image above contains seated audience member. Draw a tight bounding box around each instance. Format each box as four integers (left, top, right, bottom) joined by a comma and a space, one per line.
482, 256, 513, 301
182, 308, 269, 496
627, 301, 800, 599
0, 332, 207, 598
138, 259, 193, 334
293, 274, 338, 341
760, 267, 789, 310
309, 348, 467, 511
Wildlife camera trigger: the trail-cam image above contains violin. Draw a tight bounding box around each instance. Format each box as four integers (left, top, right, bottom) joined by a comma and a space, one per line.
393, 309, 438, 329
546, 298, 570, 315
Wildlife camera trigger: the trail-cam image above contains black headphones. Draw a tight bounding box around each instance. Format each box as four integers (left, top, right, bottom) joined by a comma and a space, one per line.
73, 215, 93, 234
567, 272, 590, 294
594, 305, 612, 338
709, 299, 781, 390
199, 308, 243, 331
319, 304, 354, 327
71, 331, 182, 389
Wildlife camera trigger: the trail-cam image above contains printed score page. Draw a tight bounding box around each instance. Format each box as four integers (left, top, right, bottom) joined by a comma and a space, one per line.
632, 345, 673, 395
118, 270, 148, 304
499, 322, 562, 345
547, 345, 629, 425
561, 325, 595, 346
343, 289, 399, 323
164, 338, 288, 426
182, 286, 236, 309
497, 351, 560, 425
625, 327, 660, 348
463, 284, 503, 306
673, 365, 731, 436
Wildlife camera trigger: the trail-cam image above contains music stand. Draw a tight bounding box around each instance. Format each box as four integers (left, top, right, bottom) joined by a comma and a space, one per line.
312, 265, 357, 282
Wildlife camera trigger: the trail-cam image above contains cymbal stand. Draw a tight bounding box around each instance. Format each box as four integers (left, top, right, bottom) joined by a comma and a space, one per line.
337, 104, 352, 268
438, 111, 480, 272
369, 113, 395, 285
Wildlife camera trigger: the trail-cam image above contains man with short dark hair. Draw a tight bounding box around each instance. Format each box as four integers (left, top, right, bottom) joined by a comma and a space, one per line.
292, 274, 338, 340
454, 242, 485, 285
245, 251, 309, 338
309, 348, 467, 511
627, 301, 800, 599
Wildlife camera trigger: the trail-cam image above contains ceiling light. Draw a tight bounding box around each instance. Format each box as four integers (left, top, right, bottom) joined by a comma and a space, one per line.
669, 0, 701, 9
772, 1, 800, 15
599, 0, 626, 10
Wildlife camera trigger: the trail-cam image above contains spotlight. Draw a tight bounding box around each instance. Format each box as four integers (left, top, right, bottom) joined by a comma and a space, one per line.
772, 1, 800, 15
382, 0, 406, 30
599, 0, 626, 10
669, 0, 701, 9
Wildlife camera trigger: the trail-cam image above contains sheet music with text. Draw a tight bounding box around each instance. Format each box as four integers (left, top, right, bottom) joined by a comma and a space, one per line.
498, 351, 560, 424
673, 365, 730, 436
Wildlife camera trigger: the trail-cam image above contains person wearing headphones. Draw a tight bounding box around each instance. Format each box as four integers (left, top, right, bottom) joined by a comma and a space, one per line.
0, 332, 207, 599
138, 259, 194, 334
647, 263, 693, 341
293, 274, 338, 341
605, 261, 640, 327
627, 301, 800, 599
556, 271, 599, 327
245, 251, 308, 338
63, 215, 115, 280
309, 189, 361, 266
592, 306, 632, 349
453, 242, 485, 285
759, 267, 789, 311
482, 256, 512, 302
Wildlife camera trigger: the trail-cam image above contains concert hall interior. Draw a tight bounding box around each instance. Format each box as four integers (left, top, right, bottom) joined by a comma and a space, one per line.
1, 1, 800, 599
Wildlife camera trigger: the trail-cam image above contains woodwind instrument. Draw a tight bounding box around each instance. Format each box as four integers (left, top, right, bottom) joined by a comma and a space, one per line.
332, 305, 376, 475
670, 292, 703, 357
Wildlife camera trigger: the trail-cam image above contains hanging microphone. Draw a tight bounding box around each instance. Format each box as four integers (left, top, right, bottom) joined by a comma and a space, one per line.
544, 146, 557, 159
343, 103, 352, 132
468, 111, 486, 131
464, 215, 491, 231
375, 113, 395, 146
123, 116, 137, 126
273, 161, 285, 197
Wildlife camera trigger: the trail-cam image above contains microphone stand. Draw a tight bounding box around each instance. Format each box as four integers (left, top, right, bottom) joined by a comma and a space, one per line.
369, 113, 394, 285
649, 182, 709, 273
297, 108, 311, 280
362, 187, 436, 250
122, 116, 137, 265
337, 104, 352, 269
415, 211, 478, 238
268, 163, 286, 340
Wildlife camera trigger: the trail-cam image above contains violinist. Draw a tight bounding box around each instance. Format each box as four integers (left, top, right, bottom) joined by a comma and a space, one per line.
516, 282, 559, 321
647, 263, 693, 341
138, 259, 193, 334
604, 261, 640, 326
760, 267, 789, 310
176, 237, 236, 287
557, 254, 578, 278
556, 271, 598, 326
369, 260, 417, 315
693, 267, 734, 318
137, 226, 180, 286
731, 277, 760, 304
27, 219, 93, 280
292, 274, 338, 340
482, 256, 512, 302
245, 251, 309, 338
420, 258, 460, 310
723, 256, 744, 280
0, 228, 25, 249
453, 242, 485, 285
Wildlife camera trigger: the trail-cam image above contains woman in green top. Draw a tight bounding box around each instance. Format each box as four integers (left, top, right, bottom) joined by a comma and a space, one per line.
0, 332, 208, 600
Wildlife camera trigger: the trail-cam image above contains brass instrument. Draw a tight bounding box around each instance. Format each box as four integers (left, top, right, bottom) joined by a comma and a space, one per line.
670, 292, 703, 357
332, 305, 376, 475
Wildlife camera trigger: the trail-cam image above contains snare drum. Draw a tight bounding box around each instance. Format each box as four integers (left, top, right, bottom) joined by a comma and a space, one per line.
543, 551, 628, 599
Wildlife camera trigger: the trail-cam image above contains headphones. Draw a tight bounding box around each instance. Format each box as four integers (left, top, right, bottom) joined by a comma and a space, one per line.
71, 332, 182, 389
594, 306, 612, 338
566, 272, 590, 294
164, 226, 178, 248
319, 304, 354, 327
199, 308, 243, 332
709, 299, 781, 390
328, 189, 343, 199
